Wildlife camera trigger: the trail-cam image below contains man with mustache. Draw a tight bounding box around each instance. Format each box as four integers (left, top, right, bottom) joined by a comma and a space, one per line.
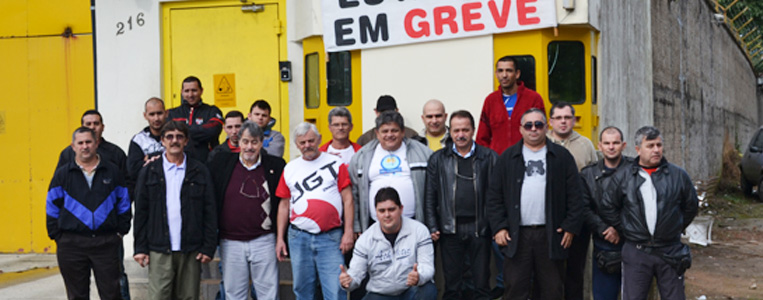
546, 102, 598, 300
208, 121, 285, 299
275, 122, 355, 300
424, 110, 497, 300
47, 126, 131, 300
133, 120, 218, 300
350, 111, 433, 233
601, 126, 698, 300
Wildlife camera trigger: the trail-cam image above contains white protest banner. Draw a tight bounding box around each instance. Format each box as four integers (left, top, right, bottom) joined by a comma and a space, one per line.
322, 0, 557, 52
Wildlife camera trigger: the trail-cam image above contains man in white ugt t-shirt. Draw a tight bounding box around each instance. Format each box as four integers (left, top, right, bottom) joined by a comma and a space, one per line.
275, 122, 355, 300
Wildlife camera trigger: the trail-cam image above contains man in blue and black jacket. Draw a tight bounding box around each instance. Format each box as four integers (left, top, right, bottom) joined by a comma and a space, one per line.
47, 126, 131, 300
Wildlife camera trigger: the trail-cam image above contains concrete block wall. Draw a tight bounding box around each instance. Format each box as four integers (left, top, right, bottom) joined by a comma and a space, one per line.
597, 0, 654, 152
650, 0, 758, 179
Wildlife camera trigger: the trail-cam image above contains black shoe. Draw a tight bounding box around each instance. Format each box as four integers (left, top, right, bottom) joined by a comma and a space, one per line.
490, 287, 504, 299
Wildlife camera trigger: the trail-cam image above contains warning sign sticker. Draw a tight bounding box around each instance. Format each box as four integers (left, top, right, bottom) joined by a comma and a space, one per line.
213, 73, 236, 107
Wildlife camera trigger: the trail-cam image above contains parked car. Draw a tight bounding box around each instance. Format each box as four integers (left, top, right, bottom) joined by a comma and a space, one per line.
740, 126, 763, 201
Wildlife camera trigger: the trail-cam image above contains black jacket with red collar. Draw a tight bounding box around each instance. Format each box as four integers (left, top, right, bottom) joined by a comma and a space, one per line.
600, 158, 698, 247
168, 100, 223, 163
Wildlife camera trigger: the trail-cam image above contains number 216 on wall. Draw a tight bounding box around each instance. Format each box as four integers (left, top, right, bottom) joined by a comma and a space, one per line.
116, 13, 145, 36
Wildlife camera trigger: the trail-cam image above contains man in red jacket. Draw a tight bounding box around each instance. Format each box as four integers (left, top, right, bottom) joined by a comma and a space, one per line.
476, 56, 545, 155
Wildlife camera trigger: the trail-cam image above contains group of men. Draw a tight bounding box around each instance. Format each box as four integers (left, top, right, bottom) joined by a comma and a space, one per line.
47, 56, 698, 300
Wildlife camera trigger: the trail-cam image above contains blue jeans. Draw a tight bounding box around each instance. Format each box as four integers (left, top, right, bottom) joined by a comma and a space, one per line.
592, 238, 622, 300
362, 281, 437, 300
288, 226, 347, 300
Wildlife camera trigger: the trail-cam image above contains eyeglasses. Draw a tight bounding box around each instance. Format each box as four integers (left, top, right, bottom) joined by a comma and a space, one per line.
551, 115, 574, 121
163, 134, 186, 141
523, 121, 545, 130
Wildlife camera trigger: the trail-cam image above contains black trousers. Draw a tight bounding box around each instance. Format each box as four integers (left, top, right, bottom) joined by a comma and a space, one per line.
564, 227, 590, 300
56, 232, 122, 300
504, 227, 564, 300
622, 242, 686, 300
439, 222, 491, 300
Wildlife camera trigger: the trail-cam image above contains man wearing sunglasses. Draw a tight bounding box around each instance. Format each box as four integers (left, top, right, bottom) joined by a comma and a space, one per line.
133, 120, 218, 299
487, 108, 583, 300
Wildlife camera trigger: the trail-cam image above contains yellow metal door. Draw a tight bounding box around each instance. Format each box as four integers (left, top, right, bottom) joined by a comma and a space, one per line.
494, 27, 600, 143
162, 1, 284, 146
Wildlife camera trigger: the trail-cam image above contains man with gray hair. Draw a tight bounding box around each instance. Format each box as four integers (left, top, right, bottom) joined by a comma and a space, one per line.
601, 126, 697, 300
275, 122, 355, 300
320, 106, 361, 166
208, 121, 286, 299
350, 111, 433, 233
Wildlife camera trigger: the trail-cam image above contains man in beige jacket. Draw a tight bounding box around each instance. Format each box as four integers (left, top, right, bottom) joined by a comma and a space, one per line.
547, 102, 598, 300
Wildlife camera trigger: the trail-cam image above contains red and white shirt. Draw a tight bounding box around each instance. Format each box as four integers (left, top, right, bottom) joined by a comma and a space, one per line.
276, 153, 351, 233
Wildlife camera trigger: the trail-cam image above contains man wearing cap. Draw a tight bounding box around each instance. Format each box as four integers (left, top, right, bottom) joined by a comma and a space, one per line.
356, 95, 422, 146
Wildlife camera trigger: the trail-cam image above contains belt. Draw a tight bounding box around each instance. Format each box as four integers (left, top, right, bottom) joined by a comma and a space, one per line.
520, 224, 545, 229
290, 224, 340, 235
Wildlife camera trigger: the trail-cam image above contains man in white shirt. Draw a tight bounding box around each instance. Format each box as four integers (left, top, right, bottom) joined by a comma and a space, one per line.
350, 111, 433, 232
275, 122, 355, 300
340, 187, 436, 300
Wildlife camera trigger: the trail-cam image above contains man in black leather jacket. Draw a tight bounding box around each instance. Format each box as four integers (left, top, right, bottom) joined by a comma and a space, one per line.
580, 126, 631, 300
601, 126, 698, 300
424, 110, 497, 300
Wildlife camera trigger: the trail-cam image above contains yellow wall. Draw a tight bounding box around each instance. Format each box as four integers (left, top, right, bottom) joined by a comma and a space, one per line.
302, 36, 363, 143
493, 27, 600, 142
0, 0, 94, 253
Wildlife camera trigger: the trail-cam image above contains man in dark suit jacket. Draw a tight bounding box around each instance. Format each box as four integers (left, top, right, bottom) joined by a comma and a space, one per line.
486, 108, 583, 300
